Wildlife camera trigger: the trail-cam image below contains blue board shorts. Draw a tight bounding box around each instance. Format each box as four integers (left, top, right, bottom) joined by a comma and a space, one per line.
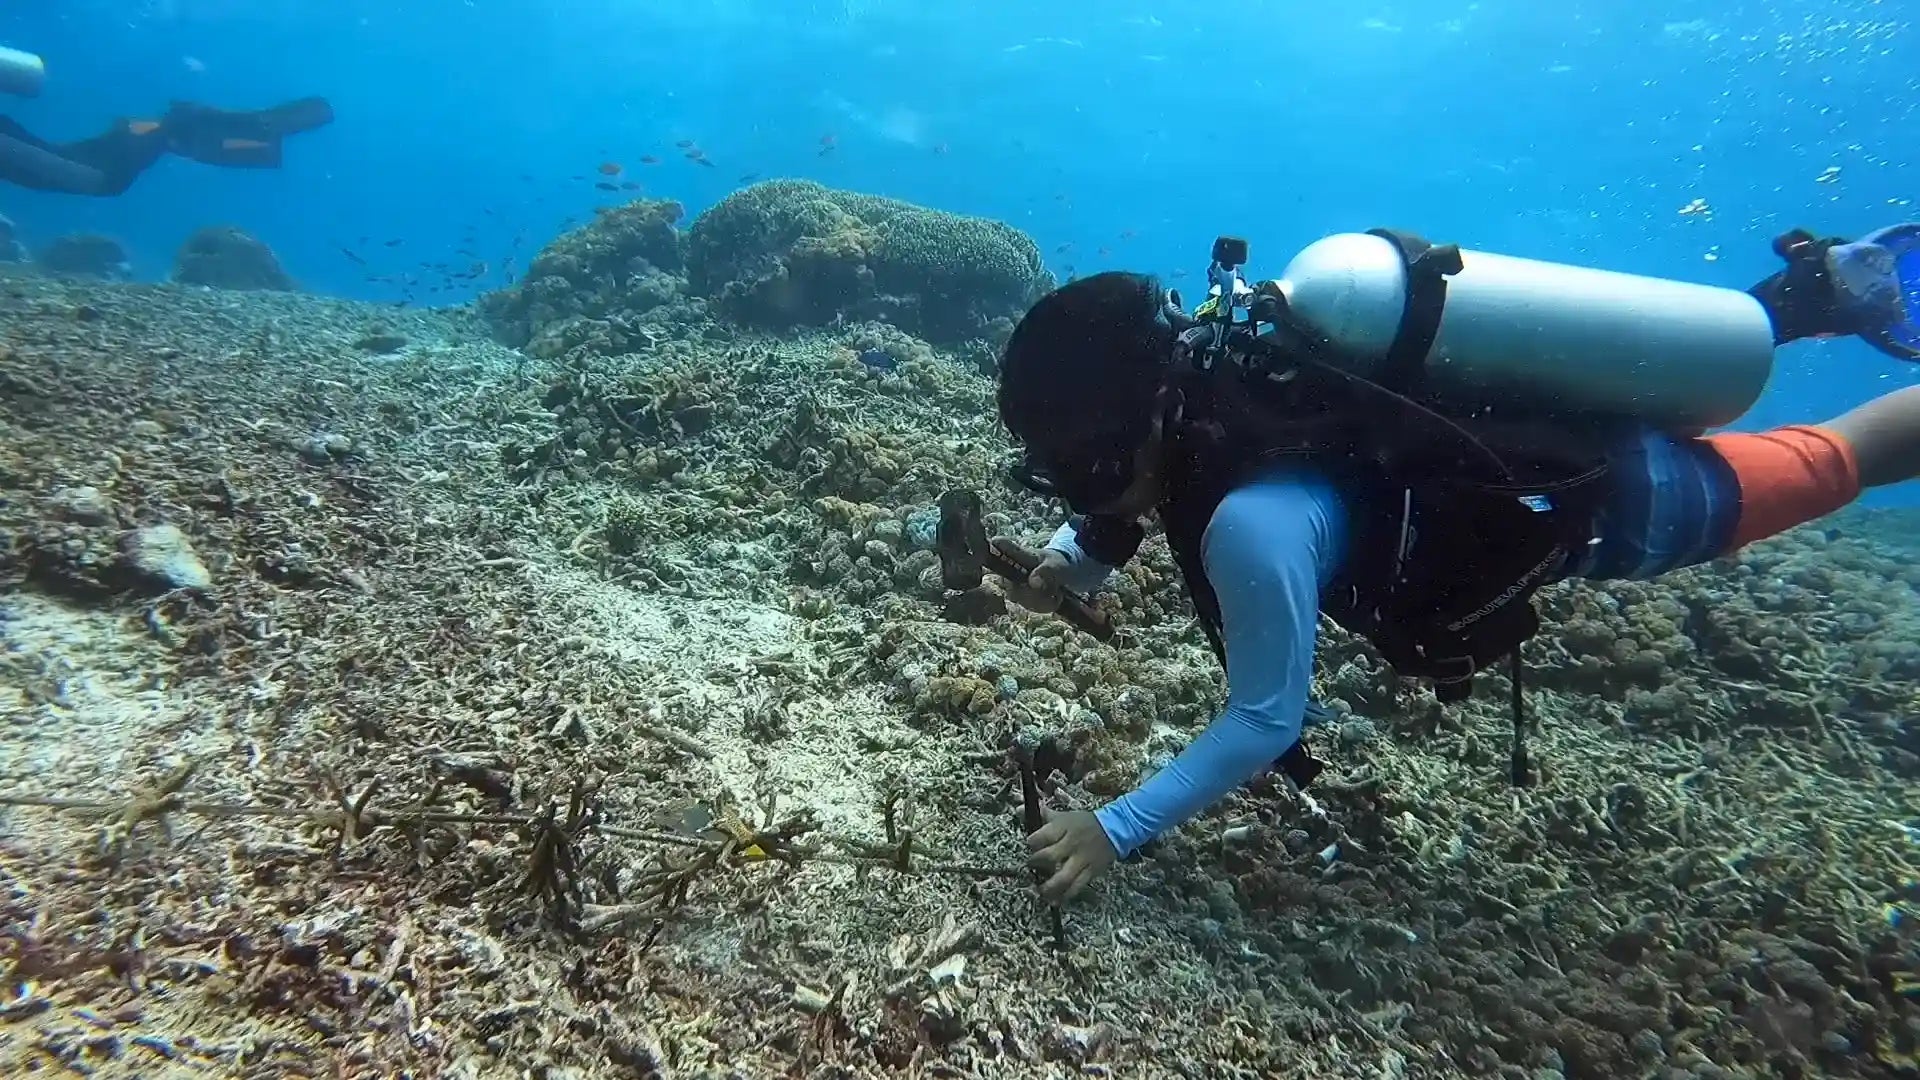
1575, 425, 1861, 581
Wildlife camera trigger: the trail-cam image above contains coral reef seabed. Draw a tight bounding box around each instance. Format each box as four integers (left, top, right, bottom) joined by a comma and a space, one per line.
0, 258, 1916, 1079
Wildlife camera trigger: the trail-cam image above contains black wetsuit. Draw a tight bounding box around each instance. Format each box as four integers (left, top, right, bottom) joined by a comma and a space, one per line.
0, 97, 333, 196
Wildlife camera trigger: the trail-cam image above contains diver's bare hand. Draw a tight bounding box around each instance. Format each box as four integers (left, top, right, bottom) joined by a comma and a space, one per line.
991, 537, 1068, 613
1026, 807, 1118, 903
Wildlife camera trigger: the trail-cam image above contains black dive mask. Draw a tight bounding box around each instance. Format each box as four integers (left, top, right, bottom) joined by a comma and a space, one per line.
1008, 443, 1136, 513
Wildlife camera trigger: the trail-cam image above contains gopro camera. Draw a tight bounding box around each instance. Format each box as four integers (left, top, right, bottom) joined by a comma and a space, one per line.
1211, 235, 1249, 270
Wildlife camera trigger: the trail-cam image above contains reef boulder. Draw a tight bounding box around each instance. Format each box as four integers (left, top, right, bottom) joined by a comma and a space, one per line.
478, 198, 691, 358
37, 233, 130, 280
685, 179, 1053, 346
123, 523, 212, 593
172, 225, 295, 291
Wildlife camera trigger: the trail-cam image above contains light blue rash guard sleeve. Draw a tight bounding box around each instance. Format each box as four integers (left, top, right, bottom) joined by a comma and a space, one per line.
1042, 520, 1119, 597
1094, 469, 1347, 858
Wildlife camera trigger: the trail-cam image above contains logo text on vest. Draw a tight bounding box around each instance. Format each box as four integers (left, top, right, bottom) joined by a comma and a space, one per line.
1444, 548, 1564, 633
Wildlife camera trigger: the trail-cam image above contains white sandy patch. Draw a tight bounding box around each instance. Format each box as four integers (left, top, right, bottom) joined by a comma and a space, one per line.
0, 594, 188, 785
522, 564, 921, 839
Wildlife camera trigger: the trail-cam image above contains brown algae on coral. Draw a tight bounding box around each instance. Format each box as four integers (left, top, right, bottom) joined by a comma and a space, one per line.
0, 187, 1916, 1078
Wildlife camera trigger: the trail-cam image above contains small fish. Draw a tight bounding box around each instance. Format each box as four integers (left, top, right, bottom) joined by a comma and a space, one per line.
675, 139, 695, 149
1097, 246, 1111, 257
598, 161, 622, 175
620, 181, 642, 190
821, 133, 837, 146
933, 142, 949, 155
694, 157, 716, 168
738, 173, 760, 183
384, 238, 404, 247
639, 155, 661, 165
856, 347, 899, 373
1119, 229, 1138, 240
596, 181, 620, 191
1170, 268, 1188, 279
1054, 243, 1073, 254
818, 145, 836, 157
339, 247, 366, 265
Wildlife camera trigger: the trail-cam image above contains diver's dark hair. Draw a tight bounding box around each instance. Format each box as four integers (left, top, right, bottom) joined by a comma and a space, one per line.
996, 272, 1174, 453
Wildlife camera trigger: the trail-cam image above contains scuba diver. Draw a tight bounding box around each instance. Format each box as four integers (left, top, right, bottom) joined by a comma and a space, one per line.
0, 44, 332, 196
996, 222, 1920, 904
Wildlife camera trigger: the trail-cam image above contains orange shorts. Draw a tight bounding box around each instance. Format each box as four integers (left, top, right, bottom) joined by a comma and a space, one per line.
1700, 424, 1862, 549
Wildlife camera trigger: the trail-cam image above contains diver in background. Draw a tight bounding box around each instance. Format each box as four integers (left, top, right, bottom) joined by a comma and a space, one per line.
996, 224, 1920, 904
0, 44, 332, 197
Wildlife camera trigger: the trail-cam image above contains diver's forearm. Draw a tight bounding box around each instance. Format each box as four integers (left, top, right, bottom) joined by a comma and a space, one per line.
1095, 701, 1305, 858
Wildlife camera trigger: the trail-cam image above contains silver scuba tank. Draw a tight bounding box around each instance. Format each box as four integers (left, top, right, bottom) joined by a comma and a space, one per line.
0, 47, 45, 98
1270, 232, 1777, 430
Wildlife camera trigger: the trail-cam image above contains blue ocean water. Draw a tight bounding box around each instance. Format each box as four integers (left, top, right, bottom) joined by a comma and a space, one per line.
2, 0, 1915, 502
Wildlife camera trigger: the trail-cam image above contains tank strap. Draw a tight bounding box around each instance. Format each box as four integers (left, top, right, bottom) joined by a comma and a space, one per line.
1365, 228, 1465, 392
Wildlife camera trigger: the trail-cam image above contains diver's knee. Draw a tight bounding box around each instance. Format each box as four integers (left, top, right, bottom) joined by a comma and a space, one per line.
1826, 386, 1920, 488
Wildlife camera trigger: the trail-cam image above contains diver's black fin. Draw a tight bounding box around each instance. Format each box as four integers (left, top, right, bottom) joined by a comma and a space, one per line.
255, 97, 335, 138
160, 97, 334, 169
